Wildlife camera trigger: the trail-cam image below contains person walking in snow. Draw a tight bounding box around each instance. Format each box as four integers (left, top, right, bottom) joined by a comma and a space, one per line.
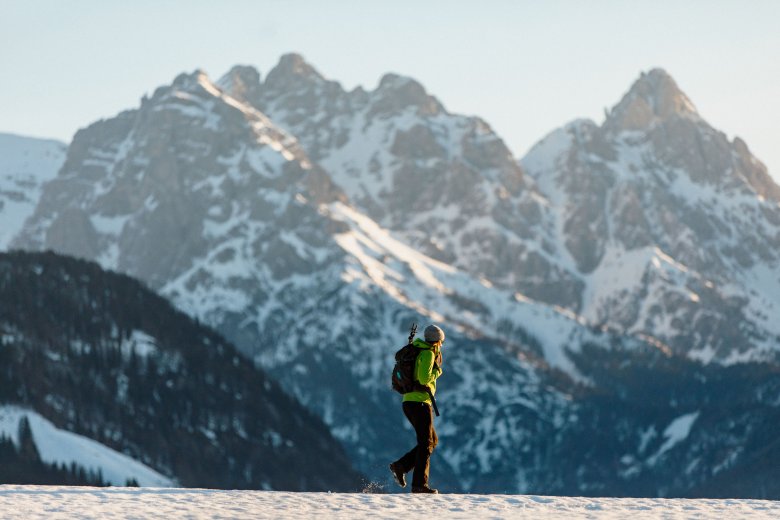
389, 324, 445, 494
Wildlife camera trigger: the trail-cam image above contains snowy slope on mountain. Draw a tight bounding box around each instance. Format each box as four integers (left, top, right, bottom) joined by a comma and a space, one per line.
521, 69, 780, 362
326, 201, 618, 378
0, 133, 66, 249
0, 406, 173, 487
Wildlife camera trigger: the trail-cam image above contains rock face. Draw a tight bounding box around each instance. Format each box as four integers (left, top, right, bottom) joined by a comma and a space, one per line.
7, 56, 780, 497
16, 71, 343, 289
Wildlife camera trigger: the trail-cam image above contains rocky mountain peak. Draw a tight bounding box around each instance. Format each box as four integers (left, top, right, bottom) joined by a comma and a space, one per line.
216, 65, 261, 103
171, 69, 211, 89
372, 73, 444, 116
151, 69, 226, 106
264, 53, 325, 91
605, 68, 699, 132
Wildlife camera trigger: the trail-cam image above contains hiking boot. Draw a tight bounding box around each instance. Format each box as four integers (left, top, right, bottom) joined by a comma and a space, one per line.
389, 463, 406, 488
411, 485, 438, 494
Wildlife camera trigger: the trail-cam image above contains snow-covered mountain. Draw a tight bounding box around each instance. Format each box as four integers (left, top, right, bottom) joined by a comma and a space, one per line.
219, 57, 780, 365
6, 55, 780, 497
522, 69, 780, 363
0, 133, 66, 249
218, 55, 581, 308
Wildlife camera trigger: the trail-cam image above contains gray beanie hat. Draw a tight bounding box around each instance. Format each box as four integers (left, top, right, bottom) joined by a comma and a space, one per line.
424, 324, 445, 343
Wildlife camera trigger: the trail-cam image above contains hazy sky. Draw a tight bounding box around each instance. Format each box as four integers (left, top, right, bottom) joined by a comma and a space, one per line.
2, 0, 778, 177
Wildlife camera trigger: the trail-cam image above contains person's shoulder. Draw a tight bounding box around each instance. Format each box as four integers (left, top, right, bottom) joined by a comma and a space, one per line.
413, 338, 432, 349
416, 348, 434, 363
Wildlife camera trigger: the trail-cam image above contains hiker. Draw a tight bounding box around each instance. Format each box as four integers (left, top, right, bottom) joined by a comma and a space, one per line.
390, 324, 444, 494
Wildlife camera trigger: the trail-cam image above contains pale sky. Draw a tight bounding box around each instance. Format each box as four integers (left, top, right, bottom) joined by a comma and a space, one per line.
2, 0, 778, 177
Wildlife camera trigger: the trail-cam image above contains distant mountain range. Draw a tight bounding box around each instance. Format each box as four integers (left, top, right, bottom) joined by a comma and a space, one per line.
2, 53, 780, 497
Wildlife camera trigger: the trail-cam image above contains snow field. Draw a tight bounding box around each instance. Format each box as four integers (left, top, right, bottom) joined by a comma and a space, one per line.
0, 407, 173, 487
0, 487, 779, 519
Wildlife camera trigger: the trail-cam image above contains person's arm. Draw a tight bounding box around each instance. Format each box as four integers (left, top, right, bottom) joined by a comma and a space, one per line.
416, 350, 437, 385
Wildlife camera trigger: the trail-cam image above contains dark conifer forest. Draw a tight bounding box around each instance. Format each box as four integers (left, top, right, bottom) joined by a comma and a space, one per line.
0, 250, 363, 490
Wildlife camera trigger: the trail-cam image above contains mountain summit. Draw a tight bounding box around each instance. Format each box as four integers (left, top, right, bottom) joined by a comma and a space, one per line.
373, 72, 444, 116
270, 53, 325, 81
605, 68, 699, 132
216, 65, 262, 102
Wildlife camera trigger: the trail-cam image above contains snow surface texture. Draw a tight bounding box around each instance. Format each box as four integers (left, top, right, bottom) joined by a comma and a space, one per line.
0, 407, 174, 487
0, 487, 779, 519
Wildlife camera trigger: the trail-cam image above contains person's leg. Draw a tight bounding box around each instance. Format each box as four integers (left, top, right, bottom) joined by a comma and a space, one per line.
395, 402, 421, 473
410, 402, 434, 488
431, 417, 438, 451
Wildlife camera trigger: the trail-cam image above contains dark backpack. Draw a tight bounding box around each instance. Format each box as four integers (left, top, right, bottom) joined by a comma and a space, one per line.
391, 342, 424, 394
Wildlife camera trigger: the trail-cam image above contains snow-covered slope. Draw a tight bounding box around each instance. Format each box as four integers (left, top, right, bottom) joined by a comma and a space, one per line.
0, 406, 172, 487
1, 487, 779, 519
0, 133, 66, 249
326, 201, 630, 379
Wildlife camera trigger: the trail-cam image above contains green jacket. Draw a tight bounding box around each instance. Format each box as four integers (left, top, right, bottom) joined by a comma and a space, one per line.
402, 338, 443, 404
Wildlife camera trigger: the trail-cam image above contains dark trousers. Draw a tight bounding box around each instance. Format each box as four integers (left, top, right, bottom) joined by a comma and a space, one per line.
394, 401, 438, 487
